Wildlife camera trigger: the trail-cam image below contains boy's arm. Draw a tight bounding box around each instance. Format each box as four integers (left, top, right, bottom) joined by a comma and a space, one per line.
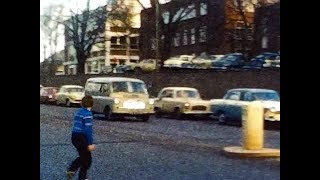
83, 113, 93, 145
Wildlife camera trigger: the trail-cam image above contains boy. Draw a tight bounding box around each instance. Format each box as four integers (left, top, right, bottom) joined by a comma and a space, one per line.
67, 95, 96, 180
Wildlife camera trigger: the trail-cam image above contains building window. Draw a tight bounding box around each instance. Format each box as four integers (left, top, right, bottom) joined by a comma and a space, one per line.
162, 11, 170, 24
235, 40, 242, 49
184, 4, 196, 20
161, 35, 165, 43
262, 36, 268, 49
174, 33, 181, 47
130, 37, 138, 45
151, 38, 156, 50
235, 29, 242, 39
173, 4, 196, 22
200, 3, 208, 16
183, 30, 188, 45
235, 21, 245, 29
199, 26, 207, 42
120, 36, 126, 45
111, 37, 117, 44
190, 28, 195, 44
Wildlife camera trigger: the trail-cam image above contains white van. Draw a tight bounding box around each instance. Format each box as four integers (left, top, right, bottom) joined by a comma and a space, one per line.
84, 77, 154, 121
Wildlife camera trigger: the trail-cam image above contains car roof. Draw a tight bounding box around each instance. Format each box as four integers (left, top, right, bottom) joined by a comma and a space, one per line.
42, 87, 58, 89
61, 85, 84, 88
162, 87, 199, 91
86, 77, 144, 83
227, 88, 278, 93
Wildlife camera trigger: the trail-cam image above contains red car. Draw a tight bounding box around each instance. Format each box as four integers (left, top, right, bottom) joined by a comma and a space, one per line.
40, 87, 59, 104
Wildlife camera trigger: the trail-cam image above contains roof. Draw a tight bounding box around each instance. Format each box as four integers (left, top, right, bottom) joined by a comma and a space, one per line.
61, 85, 84, 89
42, 87, 58, 89
86, 77, 144, 83
162, 87, 198, 91
228, 88, 277, 93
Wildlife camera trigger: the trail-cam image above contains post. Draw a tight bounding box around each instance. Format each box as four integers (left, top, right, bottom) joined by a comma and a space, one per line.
155, 0, 161, 70
242, 101, 264, 150
223, 101, 280, 158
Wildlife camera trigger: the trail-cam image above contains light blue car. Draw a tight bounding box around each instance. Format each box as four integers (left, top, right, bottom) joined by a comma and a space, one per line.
210, 88, 280, 125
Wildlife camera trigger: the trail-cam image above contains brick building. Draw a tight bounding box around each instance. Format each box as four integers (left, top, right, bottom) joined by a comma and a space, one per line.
253, 2, 280, 54
139, 0, 254, 61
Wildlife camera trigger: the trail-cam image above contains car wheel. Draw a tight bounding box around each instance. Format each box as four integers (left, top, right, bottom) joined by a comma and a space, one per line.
154, 107, 162, 118
218, 112, 227, 125
173, 108, 183, 120
66, 99, 71, 107
103, 106, 112, 121
140, 115, 150, 122
135, 67, 142, 74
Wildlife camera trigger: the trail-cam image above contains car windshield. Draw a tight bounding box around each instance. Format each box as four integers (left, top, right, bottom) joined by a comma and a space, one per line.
45, 88, 58, 94
67, 88, 84, 93
252, 92, 280, 101
112, 81, 148, 94
176, 90, 200, 98
181, 57, 190, 61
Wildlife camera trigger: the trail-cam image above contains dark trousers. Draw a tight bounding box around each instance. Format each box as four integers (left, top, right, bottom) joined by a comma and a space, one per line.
68, 133, 92, 180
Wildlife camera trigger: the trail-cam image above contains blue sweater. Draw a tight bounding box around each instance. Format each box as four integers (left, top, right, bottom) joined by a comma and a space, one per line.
72, 107, 94, 145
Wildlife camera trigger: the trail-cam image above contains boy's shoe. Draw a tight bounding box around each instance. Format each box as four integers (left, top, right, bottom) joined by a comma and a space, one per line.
66, 171, 76, 180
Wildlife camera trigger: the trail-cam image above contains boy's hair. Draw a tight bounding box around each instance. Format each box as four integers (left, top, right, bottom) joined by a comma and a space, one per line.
81, 95, 94, 108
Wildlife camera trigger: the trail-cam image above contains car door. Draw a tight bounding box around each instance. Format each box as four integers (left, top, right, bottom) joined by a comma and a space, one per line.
85, 82, 102, 113
55, 88, 64, 104
96, 83, 113, 113
224, 91, 242, 122
156, 89, 174, 113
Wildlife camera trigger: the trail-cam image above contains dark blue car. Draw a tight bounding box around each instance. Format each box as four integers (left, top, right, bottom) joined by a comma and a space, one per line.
244, 52, 279, 69
211, 53, 245, 70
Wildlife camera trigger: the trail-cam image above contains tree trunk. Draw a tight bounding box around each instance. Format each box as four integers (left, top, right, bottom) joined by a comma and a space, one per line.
77, 54, 86, 75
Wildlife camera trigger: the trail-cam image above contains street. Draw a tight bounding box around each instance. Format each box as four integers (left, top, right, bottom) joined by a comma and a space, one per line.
40, 104, 280, 180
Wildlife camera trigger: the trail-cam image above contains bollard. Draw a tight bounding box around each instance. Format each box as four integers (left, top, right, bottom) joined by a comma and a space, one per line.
223, 101, 280, 158
242, 101, 264, 150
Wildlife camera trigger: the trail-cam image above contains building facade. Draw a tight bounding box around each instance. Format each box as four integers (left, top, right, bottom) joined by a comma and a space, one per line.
63, 0, 142, 75
253, 2, 280, 54
139, 0, 255, 61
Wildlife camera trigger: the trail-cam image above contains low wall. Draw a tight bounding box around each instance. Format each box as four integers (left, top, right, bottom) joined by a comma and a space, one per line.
40, 69, 280, 99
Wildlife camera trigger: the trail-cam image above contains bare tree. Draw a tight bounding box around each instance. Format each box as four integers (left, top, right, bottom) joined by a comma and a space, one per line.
40, 4, 64, 75
138, 0, 197, 62
226, 0, 278, 59
64, 0, 107, 75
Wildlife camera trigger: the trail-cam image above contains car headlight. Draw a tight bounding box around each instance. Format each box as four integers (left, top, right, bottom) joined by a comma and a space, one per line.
184, 103, 190, 107
269, 107, 277, 112
149, 99, 155, 105
114, 98, 120, 104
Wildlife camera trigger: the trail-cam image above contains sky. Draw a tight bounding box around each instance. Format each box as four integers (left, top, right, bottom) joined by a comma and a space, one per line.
40, 0, 168, 62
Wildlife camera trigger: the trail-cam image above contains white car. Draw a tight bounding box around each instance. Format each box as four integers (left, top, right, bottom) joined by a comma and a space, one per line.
210, 88, 280, 125
163, 55, 195, 68
55, 85, 85, 107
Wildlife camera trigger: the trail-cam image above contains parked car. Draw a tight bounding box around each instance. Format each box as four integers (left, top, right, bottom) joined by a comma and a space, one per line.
211, 53, 245, 70
84, 77, 154, 121
210, 88, 280, 125
40, 87, 59, 104
153, 87, 213, 119
264, 55, 280, 68
191, 55, 224, 69
163, 55, 195, 68
246, 52, 279, 69
55, 85, 85, 107
128, 59, 157, 73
